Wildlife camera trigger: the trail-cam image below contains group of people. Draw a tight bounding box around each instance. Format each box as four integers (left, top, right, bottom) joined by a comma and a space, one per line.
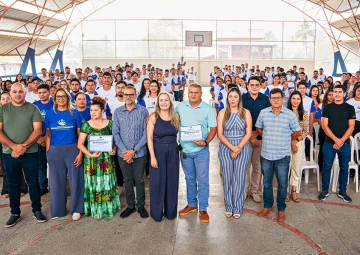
0, 59, 358, 228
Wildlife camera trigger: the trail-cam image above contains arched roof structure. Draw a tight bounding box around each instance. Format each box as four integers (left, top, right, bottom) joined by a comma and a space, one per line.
0, 0, 358, 75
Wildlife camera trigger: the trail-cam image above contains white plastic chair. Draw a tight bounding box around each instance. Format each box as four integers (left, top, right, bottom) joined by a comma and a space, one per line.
313, 123, 320, 164
332, 136, 358, 192
209, 98, 215, 108
298, 135, 320, 192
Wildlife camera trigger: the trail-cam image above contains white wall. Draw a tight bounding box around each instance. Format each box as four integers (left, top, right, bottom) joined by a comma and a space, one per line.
82, 59, 315, 86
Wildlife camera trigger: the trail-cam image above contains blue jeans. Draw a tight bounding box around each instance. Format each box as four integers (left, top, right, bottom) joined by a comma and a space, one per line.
3, 153, 41, 215
322, 143, 350, 194
180, 147, 210, 211
38, 145, 48, 190
261, 156, 290, 212
174, 91, 180, 101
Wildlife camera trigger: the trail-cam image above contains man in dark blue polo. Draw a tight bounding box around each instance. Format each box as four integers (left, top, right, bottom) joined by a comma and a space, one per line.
242, 76, 271, 203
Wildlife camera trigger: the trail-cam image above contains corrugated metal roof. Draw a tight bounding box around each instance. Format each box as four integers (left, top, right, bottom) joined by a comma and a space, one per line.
330, 14, 360, 37
0, 34, 59, 56
19, 0, 88, 12
308, 0, 359, 12
0, 5, 67, 36
339, 39, 360, 57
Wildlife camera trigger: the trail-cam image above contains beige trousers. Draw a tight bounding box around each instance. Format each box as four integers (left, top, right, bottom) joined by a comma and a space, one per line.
290, 140, 305, 187
246, 140, 262, 194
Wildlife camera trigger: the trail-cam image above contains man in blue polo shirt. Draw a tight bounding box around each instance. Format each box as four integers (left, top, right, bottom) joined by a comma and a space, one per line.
33, 84, 54, 196
176, 84, 217, 223
256, 88, 301, 222
242, 76, 270, 203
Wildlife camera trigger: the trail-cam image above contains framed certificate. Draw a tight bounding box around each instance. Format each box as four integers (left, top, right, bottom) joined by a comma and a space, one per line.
180, 125, 203, 142
88, 135, 113, 152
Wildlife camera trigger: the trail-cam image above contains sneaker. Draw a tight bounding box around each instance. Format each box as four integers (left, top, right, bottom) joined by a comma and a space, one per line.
250, 193, 261, 203
199, 211, 209, 223
179, 205, 198, 216
51, 217, 59, 220
33, 211, 47, 223
338, 193, 352, 203
318, 191, 329, 201
72, 213, 81, 221
5, 214, 20, 228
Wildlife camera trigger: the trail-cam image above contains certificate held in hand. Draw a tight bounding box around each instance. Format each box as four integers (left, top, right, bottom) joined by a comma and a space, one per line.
180, 125, 203, 142
88, 135, 113, 152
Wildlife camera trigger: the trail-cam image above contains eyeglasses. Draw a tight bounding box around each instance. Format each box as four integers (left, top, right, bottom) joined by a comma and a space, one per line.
270, 97, 283, 101
56, 95, 68, 99
124, 94, 135, 98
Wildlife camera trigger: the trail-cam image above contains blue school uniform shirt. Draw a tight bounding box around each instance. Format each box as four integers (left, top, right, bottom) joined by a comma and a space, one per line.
78, 108, 91, 123
45, 108, 83, 146
33, 99, 54, 136
70, 92, 92, 108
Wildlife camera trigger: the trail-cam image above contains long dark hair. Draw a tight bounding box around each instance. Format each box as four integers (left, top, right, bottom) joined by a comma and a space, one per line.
287, 90, 305, 121
323, 89, 333, 106
309, 85, 321, 104
139, 78, 151, 100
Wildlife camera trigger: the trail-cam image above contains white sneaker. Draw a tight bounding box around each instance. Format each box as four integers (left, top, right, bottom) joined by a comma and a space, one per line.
51, 217, 59, 220
72, 213, 81, 221
118, 186, 124, 195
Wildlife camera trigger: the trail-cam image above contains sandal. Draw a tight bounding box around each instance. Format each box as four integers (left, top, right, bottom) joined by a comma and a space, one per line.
285, 195, 290, 202
233, 214, 241, 219
225, 212, 232, 218
290, 190, 300, 203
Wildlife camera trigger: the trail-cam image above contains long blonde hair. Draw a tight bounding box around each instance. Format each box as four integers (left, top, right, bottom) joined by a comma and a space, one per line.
153, 91, 180, 131
53, 87, 73, 115
223, 87, 246, 128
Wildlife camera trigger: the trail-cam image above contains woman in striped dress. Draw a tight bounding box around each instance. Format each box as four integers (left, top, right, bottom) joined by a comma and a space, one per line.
217, 87, 252, 219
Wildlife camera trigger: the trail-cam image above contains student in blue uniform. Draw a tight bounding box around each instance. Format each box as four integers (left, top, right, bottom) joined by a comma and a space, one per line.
45, 88, 84, 221
75, 92, 91, 123
33, 84, 54, 195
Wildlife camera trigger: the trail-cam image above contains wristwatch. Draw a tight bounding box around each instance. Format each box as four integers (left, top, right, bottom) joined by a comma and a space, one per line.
204, 141, 208, 147
132, 148, 138, 153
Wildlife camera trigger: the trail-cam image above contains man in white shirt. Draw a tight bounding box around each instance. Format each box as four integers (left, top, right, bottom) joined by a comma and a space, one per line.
178, 56, 186, 70
286, 70, 296, 89
39, 68, 49, 82
187, 67, 197, 84
96, 71, 116, 102
265, 67, 273, 85
163, 69, 175, 93
64, 66, 73, 79
131, 71, 142, 94
25, 77, 41, 103
309, 70, 321, 86
319, 68, 326, 81
54, 69, 60, 81
106, 81, 126, 119
124, 71, 132, 85
140, 67, 148, 81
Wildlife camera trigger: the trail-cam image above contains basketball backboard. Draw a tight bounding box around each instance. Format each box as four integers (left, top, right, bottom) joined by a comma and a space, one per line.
185, 31, 212, 47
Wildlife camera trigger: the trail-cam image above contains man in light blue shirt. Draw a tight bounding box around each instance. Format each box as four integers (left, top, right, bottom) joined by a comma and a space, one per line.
176, 84, 217, 223
255, 88, 301, 222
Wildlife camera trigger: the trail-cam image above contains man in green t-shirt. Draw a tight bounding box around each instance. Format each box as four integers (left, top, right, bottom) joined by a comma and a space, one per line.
0, 83, 47, 228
